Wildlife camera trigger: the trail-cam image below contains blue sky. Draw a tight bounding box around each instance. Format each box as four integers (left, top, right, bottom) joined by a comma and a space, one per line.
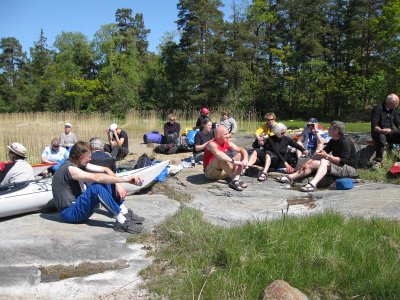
0, 0, 242, 55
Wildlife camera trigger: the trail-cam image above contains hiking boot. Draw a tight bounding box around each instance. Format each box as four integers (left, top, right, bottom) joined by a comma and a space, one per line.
114, 219, 143, 234
124, 209, 145, 223
372, 161, 381, 170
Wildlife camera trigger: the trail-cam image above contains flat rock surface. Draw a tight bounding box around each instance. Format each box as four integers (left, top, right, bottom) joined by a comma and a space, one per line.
1, 134, 400, 299
0, 195, 180, 299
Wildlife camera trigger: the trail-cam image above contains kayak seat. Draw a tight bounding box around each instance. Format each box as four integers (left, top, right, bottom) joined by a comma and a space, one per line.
0, 181, 30, 196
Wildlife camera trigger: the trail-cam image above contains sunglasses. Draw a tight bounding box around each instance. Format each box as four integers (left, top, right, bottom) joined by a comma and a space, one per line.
307, 124, 315, 127
265, 118, 275, 121
52, 145, 60, 148
169, 119, 176, 122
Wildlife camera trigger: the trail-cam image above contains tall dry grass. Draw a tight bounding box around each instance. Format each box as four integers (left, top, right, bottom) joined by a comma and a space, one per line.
0, 112, 114, 163
0, 110, 260, 164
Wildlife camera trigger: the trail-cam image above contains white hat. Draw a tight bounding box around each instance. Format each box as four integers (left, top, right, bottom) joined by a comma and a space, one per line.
7, 142, 27, 158
109, 123, 118, 131
64, 122, 72, 128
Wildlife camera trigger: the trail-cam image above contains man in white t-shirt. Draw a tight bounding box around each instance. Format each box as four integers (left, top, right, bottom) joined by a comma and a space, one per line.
41, 138, 69, 174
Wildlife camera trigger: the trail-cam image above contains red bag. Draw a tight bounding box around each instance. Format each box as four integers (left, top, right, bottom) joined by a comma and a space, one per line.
388, 163, 400, 177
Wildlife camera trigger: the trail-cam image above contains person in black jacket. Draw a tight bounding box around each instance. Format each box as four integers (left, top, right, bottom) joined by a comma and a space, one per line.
251, 123, 307, 182
370, 93, 400, 169
163, 114, 181, 144
277, 121, 357, 192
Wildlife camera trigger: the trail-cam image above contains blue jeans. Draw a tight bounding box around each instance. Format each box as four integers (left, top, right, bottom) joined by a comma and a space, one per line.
60, 183, 122, 224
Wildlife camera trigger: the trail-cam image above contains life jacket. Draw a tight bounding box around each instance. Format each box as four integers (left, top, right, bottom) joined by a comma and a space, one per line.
0, 161, 16, 183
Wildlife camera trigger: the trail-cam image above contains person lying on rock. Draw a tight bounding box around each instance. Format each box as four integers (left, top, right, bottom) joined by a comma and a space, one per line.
248, 122, 308, 182
52, 141, 144, 234
277, 121, 357, 192
203, 125, 249, 191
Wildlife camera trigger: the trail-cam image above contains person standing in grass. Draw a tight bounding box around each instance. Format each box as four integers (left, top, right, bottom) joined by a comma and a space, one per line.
59, 122, 77, 151
0, 142, 34, 185
52, 141, 144, 234
277, 121, 357, 192
104, 123, 129, 161
203, 126, 249, 191
370, 93, 400, 169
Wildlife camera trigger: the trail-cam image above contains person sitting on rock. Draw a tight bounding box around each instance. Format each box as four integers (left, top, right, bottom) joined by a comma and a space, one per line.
295, 118, 325, 158
163, 114, 181, 144
59, 122, 77, 151
370, 93, 400, 169
195, 107, 212, 129
277, 121, 357, 192
252, 112, 277, 149
193, 119, 214, 163
220, 111, 237, 137
41, 138, 69, 174
52, 141, 144, 234
248, 123, 307, 182
89, 137, 116, 173
104, 123, 129, 161
0, 142, 34, 185
203, 125, 249, 191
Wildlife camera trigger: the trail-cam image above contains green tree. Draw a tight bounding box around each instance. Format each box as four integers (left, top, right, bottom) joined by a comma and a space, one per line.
176, 0, 227, 107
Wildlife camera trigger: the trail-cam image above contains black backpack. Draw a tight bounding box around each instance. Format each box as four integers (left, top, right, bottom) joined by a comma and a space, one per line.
134, 153, 152, 169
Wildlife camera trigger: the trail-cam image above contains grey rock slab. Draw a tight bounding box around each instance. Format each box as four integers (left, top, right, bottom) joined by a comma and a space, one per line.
0, 194, 179, 299
172, 165, 400, 227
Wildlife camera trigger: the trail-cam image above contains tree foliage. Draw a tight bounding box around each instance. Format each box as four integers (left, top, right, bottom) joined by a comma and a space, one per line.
0, 1, 399, 119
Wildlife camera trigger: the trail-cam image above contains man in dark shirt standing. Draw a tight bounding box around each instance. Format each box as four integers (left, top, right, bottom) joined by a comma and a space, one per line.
277, 121, 357, 192
104, 123, 129, 161
370, 93, 400, 169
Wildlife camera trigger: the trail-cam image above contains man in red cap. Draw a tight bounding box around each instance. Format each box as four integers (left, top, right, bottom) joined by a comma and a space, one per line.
196, 107, 211, 129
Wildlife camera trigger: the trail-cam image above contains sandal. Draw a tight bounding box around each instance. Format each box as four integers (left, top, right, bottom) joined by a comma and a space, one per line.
228, 180, 243, 191
258, 171, 268, 182
276, 175, 293, 185
301, 183, 316, 192
238, 180, 248, 188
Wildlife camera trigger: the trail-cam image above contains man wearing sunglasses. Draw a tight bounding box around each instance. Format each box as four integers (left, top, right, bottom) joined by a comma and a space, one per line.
41, 137, 69, 175
254, 112, 277, 148
296, 118, 326, 158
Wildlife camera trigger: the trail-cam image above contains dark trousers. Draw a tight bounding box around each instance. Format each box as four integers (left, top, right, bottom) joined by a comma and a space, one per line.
371, 129, 400, 162
104, 144, 129, 161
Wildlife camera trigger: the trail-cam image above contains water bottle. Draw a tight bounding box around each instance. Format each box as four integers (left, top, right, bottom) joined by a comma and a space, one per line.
191, 156, 195, 167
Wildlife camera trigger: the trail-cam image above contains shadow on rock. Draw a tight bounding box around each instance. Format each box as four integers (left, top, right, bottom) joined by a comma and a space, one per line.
40, 212, 114, 229
186, 174, 213, 185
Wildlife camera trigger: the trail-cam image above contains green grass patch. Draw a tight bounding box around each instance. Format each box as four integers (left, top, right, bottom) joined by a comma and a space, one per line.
142, 209, 400, 299
358, 151, 400, 184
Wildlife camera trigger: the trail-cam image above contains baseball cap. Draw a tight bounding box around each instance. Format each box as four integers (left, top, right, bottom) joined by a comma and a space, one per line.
109, 123, 118, 131
64, 122, 72, 128
201, 107, 209, 115
307, 118, 318, 125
